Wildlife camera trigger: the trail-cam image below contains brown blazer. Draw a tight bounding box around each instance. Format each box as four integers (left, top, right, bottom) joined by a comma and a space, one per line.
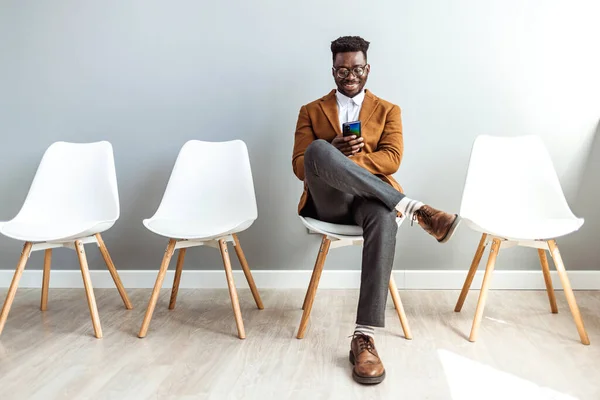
292, 89, 404, 214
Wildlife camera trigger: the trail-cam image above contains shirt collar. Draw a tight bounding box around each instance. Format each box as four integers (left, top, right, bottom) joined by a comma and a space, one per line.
336, 89, 365, 107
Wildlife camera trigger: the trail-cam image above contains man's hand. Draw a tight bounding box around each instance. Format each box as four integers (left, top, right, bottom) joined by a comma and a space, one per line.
331, 135, 364, 157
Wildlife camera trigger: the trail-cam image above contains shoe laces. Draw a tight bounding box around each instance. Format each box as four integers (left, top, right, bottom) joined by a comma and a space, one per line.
411, 207, 432, 227
350, 334, 375, 352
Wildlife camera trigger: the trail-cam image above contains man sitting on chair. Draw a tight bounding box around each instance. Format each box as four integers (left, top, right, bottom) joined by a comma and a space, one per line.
292, 36, 460, 385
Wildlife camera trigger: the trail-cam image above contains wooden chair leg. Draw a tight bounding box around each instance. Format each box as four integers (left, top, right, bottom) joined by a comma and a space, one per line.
40, 249, 52, 311
388, 274, 412, 340
0, 242, 32, 336
302, 235, 329, 311
138, 239, 176, 338
232, 234, 264, 310
75, 241, 102, 339
218, 239, 246, 339
469, 238, 501, 342
302, 260, 319, 311
548, 240, 590, 345
455, 233, 488, 312
297, 236, 331, 339
538, 248, 558, 314
95, 234, 133, 310
169, 248, 186, 310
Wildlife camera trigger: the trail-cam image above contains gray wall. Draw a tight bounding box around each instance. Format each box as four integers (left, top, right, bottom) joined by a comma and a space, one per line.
1, 1, 599, 272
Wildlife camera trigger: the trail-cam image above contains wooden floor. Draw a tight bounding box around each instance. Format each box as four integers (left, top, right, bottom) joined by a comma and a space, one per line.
0, 288, 599, 400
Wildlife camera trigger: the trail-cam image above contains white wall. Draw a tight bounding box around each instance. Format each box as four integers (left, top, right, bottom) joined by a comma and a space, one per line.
0, 0, 598, 272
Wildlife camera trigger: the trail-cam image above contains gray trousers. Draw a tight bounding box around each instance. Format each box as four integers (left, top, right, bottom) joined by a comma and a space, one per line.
302, 140, 405, 327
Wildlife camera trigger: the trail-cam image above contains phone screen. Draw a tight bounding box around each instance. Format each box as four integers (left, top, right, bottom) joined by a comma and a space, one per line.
343, 121, 361, 137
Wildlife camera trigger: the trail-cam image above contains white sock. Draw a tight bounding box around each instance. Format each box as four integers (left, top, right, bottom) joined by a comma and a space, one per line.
354, 324, 375, 339
395, 197, 424, 219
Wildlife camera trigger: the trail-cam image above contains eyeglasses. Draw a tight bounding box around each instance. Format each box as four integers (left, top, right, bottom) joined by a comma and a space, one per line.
333, 65, 368, 79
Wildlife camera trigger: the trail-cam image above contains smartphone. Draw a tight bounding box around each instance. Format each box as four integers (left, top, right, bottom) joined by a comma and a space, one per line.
343, 121, 361, 138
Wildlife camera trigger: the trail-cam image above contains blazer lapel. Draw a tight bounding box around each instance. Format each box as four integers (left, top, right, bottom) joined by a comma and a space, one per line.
358, 90, 379, 130
319, 90, 342, 136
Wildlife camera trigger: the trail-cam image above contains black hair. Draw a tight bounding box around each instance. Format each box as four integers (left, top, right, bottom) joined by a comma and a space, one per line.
331, 36, 370, 63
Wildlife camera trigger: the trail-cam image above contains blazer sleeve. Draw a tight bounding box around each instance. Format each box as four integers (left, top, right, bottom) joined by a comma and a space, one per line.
292, 105, 316, 181
351, 105, 403, 175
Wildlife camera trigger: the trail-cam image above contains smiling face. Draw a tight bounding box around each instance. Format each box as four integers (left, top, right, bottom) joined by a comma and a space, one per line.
332, 51, 370, 98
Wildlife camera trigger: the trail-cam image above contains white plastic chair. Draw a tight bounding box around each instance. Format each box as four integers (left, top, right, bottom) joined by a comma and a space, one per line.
296, 216, 412, 340
455, 135, 589, 344
138, 140, 263, 340
0, 141, 132, 339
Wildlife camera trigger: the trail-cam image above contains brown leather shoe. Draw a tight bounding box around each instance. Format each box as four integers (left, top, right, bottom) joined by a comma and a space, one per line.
349, 334, 385, 385
413, 205, 461, 243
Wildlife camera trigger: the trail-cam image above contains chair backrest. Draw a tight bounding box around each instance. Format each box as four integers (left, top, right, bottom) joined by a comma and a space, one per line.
15, 141, 119, 223
151, 140, 258, 224
460, 135, 576, 223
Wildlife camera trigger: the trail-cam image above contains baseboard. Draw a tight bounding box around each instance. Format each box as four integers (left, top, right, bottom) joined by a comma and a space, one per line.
1, 270, 599, 290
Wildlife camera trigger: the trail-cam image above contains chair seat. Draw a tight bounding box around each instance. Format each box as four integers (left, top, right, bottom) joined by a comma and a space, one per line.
300, 216, 405, 240
143, 218, 255, 240
0, 220, 115, 242
300, 216, 364, 238
463, 216, 584, 241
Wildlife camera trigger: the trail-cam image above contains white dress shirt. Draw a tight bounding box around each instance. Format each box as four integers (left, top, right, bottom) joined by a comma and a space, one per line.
335, 89, 365, 132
